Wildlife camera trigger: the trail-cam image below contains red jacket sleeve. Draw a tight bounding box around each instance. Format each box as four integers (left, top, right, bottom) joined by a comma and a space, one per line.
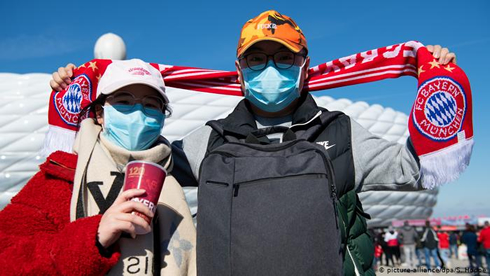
0, 152, 120, 275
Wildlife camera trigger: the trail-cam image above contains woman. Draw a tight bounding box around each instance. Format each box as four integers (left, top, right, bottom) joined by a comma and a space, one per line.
0, 59, 196, 275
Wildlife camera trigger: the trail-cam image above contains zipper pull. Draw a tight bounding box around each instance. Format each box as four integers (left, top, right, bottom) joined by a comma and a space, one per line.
233, 184, 240, 197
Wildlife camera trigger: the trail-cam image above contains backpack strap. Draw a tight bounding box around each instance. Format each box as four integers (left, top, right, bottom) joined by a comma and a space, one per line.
206, 120, 240, 143
245, 126, 297, 144
207, 120, 297, 144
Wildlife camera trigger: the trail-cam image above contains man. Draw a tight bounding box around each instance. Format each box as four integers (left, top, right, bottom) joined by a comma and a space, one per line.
478, 221, 490, 272
420, 220, 441, 269
171, 11, 455, 275
462, 224, 482, 273
50, 10, 457, 276
415, 231, 426, 267
399, 221, 419, 268
449, 231, 459, 259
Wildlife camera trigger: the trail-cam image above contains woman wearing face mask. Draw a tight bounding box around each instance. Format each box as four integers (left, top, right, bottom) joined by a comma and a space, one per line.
0, 59, 196, 276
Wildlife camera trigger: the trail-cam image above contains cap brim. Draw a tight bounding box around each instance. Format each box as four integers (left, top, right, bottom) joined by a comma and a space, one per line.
237, 37, 303, 57
99, 79, 169, 104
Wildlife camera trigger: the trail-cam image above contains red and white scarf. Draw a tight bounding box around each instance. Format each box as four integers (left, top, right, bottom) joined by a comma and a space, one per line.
44, 41, 473, 189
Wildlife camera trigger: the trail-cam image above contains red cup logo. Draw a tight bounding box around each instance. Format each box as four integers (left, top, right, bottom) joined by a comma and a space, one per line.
123, 161, 166, 214
128, 166, 146, 178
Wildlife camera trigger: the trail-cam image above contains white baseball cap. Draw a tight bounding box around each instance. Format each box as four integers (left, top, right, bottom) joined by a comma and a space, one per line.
97, 59, 168, 104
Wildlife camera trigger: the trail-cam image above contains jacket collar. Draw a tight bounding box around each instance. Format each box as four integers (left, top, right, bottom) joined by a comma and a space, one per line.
219, 93, 322, 138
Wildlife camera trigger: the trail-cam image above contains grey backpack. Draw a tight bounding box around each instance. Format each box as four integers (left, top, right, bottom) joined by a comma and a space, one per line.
197, 113, 343, 276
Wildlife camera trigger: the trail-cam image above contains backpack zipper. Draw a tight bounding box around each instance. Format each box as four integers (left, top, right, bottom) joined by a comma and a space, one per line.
313, 148, 339, 230
232, 174, 328, 197
213, 139, 304, 154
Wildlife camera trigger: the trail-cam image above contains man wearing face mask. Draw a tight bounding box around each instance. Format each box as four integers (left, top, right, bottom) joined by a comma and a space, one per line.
170, 10, 457, 275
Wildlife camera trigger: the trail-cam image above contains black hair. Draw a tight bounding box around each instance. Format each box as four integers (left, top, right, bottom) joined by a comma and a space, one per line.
77, 95, 107, 129
163, 102, 173, 117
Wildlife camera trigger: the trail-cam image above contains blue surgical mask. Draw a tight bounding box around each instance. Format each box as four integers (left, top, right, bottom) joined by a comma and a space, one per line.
102, 104, 165, 151
242, 60, 303, 113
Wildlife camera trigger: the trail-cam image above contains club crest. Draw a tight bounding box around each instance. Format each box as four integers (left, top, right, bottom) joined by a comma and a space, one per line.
413, 77, 466, 141
53, 74, 92, 126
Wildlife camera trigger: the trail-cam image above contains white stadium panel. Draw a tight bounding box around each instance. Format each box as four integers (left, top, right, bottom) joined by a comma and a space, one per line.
0, 73, 437, 227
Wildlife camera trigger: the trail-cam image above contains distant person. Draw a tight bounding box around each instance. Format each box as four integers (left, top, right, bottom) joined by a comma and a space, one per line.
461, 224, 482, 273
477, 221, 490, 272
399, 221, 419, 268
420, 220, 441, 269
449, 231, 460, 259
374, 241, 383, 270
377, 230, 389, 266
415, 230, 425, 267
437, 226, 451, 268
385, 227, 399, 266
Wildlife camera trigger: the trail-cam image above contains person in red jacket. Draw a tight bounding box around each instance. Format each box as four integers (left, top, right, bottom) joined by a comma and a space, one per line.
374, 241, 384, 270
437, 226, 451, 268
0, 59, 196, 275
478, 221, 490, 272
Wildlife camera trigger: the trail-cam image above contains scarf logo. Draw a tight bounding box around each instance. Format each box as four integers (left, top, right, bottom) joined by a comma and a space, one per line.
53, 74, 92, 126
413, 77, 466, 141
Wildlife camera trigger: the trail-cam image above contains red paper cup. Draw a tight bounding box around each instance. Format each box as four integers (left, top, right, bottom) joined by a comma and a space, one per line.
123, 161, 167, 235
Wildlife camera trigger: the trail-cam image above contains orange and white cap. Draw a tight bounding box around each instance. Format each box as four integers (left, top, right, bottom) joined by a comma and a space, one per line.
236, 10, 308, 57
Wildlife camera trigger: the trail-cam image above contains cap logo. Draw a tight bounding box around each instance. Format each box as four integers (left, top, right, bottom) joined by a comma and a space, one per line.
257, 23, 277, 30
237, 10, 308, 57
128, 67, 151, 76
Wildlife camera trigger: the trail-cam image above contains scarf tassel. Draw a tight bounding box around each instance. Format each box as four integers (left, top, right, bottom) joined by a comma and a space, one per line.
420, 138, 474, 189
41, 126, 77, 157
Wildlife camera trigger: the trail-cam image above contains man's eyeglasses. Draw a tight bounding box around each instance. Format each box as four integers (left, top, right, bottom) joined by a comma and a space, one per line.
239, 51, 306, 71
106, 91, 167, 117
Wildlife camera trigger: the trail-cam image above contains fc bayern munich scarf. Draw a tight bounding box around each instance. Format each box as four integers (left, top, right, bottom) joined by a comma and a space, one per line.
44, 41, 473, 189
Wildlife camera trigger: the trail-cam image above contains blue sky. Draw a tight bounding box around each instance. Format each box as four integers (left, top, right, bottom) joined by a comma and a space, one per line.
1, 0, 489, 217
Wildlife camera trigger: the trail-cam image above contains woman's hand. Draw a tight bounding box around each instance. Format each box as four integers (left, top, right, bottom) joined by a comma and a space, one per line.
426, 45, 457, 65
97, 189, 154, 248
50, 63, 76, 91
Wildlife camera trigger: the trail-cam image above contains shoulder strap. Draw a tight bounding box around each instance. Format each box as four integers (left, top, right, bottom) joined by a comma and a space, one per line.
206, 120, 240, 143
207, 120, 297, 144
245, 126, 297, 144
